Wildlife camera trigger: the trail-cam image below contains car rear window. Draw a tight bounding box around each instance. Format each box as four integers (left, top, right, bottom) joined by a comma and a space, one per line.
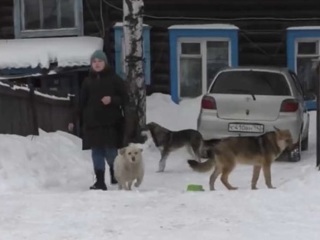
209, 70, 291, 96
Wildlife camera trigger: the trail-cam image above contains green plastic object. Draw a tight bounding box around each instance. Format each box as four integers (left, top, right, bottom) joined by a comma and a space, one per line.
187, 184, 205, 191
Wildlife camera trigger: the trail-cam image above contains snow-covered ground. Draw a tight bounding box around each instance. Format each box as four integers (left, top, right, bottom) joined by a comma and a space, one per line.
0, 93, 319, 240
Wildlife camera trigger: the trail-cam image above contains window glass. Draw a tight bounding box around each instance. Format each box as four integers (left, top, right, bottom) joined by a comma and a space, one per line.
61, 0, 76, 28
298, 42, 318, 55
207, 41, 229, 89
210, 71, 291, 96
43, 0, 58, 29
23, 0, 41, 29
22, 0, 76, 30
181, 43, 201, 55
297, 57, 318, 96
180, 57, 202, 97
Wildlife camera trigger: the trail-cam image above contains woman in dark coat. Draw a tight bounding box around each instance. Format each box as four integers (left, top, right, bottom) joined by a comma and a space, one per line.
69, 50, 128, 191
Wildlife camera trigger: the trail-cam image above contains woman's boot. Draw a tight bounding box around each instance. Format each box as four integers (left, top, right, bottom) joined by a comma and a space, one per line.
90, 169, 107, 190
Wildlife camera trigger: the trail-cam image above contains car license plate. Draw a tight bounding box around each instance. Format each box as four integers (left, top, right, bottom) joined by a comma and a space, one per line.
228, 123, 264, 133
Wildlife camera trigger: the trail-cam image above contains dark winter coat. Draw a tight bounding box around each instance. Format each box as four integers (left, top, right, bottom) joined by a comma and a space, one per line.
75, 68, 128, 150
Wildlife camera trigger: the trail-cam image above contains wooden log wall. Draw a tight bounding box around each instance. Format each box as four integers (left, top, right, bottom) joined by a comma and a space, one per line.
0, 0, 14, 38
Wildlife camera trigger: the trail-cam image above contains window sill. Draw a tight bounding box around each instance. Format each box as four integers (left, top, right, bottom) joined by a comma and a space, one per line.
17, 28, 82, 38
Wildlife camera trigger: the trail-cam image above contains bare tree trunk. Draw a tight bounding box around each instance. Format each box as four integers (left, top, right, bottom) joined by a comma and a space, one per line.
123, 0, 145, 133
314, 61, 320, 169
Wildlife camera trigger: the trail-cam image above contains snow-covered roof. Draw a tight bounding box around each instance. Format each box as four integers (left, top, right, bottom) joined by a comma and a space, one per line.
287, 26, 320, 30
0, 36, 104, 70
168, 24, 239, 30
113, 22, 150, 27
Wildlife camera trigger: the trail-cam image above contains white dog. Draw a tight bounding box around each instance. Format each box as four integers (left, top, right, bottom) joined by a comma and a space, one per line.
114, 143, 144, 190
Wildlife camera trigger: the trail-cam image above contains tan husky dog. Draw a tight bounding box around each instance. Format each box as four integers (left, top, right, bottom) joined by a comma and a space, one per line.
187, 127, 293, 190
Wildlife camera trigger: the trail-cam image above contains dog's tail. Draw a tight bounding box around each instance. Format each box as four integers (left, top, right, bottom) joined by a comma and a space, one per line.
187, 157, 215, 173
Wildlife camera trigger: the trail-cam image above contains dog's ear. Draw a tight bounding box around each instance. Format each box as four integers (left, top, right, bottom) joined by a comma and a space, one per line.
118, 147, 126, 155
138, 148, 143, 153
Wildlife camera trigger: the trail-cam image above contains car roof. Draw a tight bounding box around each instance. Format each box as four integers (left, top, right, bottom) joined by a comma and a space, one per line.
218, 66, 291, 74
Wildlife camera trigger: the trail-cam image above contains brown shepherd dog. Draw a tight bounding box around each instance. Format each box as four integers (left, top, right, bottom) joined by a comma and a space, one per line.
188, 127, 293, 190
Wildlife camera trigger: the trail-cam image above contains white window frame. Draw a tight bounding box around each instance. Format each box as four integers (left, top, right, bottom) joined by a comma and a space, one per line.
177, 37, 231, 98
13, 0, 84, 38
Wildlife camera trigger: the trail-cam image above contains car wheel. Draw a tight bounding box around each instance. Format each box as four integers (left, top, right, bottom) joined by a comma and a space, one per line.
301, 135, 309, 151
288, 135, 301, 162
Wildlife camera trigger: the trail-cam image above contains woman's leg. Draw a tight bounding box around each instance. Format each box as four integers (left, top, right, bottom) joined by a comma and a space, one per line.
105, 147, 118, 184
92, 147, 106, 171
90, 147, 107, 190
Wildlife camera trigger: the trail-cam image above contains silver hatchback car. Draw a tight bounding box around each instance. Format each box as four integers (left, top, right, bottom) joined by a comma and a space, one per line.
197, 66, 310, 161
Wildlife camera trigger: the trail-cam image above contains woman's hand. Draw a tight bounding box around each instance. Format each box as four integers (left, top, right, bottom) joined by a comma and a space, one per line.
101, 96, 111, 105
68, 123, 74, 132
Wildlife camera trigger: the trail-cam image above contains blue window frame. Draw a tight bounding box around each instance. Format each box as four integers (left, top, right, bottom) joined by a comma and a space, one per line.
113, 23, 151, 85
287, 26, 320, 110
168, 24, 239, 103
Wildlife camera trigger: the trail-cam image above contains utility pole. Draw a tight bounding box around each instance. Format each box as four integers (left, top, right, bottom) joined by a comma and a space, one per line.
312, 59, 320, 169
316, 62, 320, 170
123, 0, 146, 132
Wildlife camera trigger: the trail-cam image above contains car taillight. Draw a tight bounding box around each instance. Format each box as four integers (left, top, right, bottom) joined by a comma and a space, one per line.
280, 99, 299, 112
201, 96, 216, 110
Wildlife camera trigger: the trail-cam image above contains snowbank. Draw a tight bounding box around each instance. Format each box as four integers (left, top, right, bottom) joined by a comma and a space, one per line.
0, 130, 92, 192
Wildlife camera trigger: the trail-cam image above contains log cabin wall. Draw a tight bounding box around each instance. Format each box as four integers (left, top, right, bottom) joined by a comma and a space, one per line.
106, 0, 320, 94
0, 0, 14, 39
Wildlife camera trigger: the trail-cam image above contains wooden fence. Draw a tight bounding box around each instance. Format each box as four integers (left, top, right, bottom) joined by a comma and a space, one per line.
0, 81, 73, 136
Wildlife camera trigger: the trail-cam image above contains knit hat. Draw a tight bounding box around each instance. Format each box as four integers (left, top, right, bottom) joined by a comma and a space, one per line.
90, 50, 108, 64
